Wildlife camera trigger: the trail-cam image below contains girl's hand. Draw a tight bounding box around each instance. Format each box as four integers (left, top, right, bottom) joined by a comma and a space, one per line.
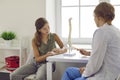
47, 51, 56, 56
52, 48, 61, 53
52, 47, 67, 54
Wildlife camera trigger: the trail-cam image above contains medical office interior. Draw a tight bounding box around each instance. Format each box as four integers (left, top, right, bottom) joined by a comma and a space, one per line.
0, 0, 120, 80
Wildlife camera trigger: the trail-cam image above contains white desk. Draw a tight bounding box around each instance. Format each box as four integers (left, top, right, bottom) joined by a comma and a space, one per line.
46, 50, 89, 80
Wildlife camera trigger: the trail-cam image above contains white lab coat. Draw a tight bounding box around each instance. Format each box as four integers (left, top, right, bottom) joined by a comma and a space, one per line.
82, 23, 120, 80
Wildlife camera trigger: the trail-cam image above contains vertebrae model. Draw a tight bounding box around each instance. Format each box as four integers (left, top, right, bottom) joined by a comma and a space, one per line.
68, 18, 72, 53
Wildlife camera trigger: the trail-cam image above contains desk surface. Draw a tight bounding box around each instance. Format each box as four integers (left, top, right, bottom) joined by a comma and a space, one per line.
46, 50, 89, 80
47, 50, 89, 63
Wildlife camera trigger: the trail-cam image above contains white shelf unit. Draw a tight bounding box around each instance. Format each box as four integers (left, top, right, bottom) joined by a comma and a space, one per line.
0, 39, 26, 73
0, 46, 25, 66
0, 66, 12, 73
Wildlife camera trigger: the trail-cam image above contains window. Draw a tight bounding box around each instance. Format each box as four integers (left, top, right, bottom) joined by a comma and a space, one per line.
110, 0, 120, 29
56, 0, 120, 44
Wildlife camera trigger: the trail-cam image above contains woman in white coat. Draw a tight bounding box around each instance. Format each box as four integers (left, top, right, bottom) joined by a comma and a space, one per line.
62, 2, 120, 80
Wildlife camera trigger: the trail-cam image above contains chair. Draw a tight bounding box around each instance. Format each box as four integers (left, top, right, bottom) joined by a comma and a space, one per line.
24, 50, 56, 80
116, 74, 120, 80
24, 50, 35, 80
24, 74, 36, 80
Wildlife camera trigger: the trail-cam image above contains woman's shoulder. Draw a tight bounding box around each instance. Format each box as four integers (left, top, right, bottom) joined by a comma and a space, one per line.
94, 28, 104, 34
50, 33, 58, 37
49, 33, 60, 41
50, 32, 56, 35
93, 28, 106, 38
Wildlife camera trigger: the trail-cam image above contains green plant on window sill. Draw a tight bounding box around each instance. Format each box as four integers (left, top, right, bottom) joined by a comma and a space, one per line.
0, 31, 16, 40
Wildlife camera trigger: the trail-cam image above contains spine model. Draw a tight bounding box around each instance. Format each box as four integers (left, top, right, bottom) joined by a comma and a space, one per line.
68, 18, 72, 53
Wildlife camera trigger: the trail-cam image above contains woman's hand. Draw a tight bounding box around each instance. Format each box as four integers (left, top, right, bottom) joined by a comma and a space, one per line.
80, 67, 85, 74
77, 48, 90, 56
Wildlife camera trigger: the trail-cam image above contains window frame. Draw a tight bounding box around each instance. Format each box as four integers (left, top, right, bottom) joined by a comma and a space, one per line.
55, 0, 118, 44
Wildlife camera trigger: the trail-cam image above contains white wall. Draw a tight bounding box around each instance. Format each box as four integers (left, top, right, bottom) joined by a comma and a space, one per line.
0, 1, 87, 79
0, 0, 47, 55
46, 0, 56, 32
0, 0, 57, 50
0, 0, 46, 40
0, 0, 46, 66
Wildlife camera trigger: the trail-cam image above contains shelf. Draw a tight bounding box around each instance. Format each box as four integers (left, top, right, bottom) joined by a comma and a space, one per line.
0, 38, 27, 69
0, 68, 12, 73
0, 65, 12, 73
0, 39, 21, 50
0, 46, 21, 50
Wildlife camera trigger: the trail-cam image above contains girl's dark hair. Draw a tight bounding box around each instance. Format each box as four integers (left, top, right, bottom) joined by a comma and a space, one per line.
94, 2, 115, 25
34, 17, 48, 46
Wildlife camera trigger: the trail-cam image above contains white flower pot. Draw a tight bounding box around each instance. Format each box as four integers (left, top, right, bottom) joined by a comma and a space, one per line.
4, 40, 12, 47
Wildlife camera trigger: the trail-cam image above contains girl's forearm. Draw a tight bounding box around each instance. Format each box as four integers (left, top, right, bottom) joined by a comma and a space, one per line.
35, 52, 51, 63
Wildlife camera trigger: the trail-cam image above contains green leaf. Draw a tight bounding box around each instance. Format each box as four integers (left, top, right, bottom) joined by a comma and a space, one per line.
0, 31, 16, 40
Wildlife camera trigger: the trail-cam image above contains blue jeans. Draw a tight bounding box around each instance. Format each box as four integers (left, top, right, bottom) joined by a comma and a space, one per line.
61, 67, 87, 80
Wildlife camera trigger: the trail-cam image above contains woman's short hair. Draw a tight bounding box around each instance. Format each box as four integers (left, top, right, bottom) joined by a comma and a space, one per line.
94, 2, 115, 22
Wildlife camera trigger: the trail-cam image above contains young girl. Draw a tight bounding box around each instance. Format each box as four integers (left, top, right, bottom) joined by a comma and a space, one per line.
62, 2, 120, 80
10, 17, 67, 80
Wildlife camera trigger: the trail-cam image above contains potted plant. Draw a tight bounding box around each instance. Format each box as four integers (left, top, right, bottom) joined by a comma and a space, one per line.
0, 31, 16, 47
